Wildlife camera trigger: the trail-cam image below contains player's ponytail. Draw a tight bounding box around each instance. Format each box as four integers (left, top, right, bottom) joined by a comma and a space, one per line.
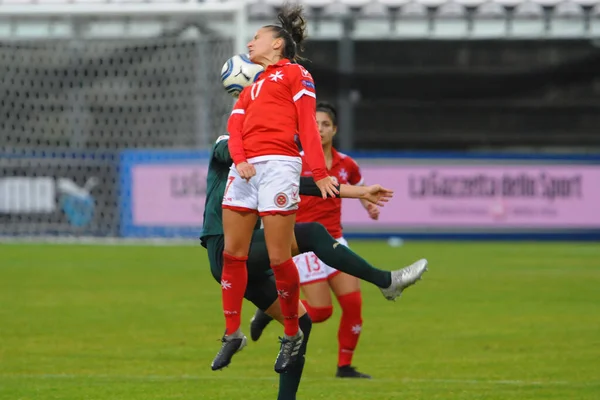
266, 2, 307, 62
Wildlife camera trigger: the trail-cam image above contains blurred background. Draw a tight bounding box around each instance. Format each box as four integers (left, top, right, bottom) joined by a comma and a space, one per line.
1, 3, 599, 400
0, 0, 599, 240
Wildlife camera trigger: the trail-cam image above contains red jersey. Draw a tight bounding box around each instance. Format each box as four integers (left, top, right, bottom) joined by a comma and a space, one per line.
227, 59, 328, 181
296, 148, 364, 238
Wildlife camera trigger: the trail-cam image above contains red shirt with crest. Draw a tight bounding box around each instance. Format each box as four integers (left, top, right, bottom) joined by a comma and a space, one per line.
226, 59, 328, 181
296, 148, 364, 238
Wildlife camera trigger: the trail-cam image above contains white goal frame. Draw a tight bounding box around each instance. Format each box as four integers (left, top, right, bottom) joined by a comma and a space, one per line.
0, 1, 249, 244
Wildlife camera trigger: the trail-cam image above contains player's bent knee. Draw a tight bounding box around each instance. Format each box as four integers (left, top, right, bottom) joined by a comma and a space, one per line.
269, 253, 294, 267
307, 304, 334, 323
223, 240, 253, 257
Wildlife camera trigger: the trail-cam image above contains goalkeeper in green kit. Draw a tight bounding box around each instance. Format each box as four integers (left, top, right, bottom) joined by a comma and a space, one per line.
201, 134, 428, 400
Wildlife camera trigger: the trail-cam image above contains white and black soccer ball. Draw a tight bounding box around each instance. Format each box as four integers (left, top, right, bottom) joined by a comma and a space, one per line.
221, 54, 264, 98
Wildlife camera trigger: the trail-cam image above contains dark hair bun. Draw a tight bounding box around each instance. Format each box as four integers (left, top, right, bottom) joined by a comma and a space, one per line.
276, 3, 307, 52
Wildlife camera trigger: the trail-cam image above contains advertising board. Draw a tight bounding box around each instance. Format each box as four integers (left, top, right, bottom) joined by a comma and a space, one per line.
0, 155, 119, 236
119, 150, 600, 239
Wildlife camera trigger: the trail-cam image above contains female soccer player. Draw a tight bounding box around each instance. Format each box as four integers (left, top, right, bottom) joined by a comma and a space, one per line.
296, 102, 375, 378
217, 4, 338, 374
203, 133, 428, 399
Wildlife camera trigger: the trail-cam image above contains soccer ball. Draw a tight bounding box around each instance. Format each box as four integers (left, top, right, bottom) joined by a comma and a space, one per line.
221, 54, 264, 98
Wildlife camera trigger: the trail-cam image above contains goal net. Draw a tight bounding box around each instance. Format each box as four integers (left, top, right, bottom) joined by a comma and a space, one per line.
0, 2, 247, 239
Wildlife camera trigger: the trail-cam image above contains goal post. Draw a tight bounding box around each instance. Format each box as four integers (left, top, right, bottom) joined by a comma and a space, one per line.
0, 2, 248, 240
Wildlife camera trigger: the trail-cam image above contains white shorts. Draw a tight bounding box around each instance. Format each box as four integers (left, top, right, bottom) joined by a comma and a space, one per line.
294, 237, 348, 285
222, 157, 302, 216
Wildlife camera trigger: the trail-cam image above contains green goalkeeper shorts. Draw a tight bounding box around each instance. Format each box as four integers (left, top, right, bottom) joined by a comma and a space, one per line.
204, 231, 277, 312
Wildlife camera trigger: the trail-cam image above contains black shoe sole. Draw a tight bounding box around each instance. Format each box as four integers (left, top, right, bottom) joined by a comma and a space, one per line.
211, 338, 246, 371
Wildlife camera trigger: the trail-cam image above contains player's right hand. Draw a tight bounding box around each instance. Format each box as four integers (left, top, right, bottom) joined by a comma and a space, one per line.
315, 176, 339, 199
236, 162, 256, 181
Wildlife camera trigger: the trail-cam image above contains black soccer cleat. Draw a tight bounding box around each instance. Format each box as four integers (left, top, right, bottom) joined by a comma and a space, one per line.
274, 330, 304, 374
250, 308, 274, 342
336, 365, 372, 379
211, 332, 247, 371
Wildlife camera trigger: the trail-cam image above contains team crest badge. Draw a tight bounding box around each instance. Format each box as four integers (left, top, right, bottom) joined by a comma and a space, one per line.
275, 192, 289, 208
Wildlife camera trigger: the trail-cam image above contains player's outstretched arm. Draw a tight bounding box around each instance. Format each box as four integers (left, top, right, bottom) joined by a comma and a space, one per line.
298, 177, 392, 206
340, 184, 393, 207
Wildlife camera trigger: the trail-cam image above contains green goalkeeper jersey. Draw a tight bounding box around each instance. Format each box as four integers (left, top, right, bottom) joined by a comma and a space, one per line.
200, 135, 258, 246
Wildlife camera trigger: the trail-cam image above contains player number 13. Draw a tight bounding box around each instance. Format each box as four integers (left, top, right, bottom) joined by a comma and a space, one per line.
304, 254, 321, 273
250, 79, 265, 100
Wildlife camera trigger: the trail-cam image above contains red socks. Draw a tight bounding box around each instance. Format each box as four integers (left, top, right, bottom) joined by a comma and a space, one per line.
336, 291, 363, 367
300, 290, 364, 366
271, 258, 301, 336
221, 252, 248, 335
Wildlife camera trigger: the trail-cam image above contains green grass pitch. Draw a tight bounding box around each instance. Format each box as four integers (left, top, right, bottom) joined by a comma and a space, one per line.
1, 241, 599, 400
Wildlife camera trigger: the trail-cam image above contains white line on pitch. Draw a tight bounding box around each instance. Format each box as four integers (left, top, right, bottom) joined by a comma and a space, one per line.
0, 374, 597, 387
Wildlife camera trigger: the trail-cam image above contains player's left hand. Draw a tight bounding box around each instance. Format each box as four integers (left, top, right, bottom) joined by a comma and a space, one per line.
366, 203, 380, 220
361, 184, 393, 207
315, 176, 340, 199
